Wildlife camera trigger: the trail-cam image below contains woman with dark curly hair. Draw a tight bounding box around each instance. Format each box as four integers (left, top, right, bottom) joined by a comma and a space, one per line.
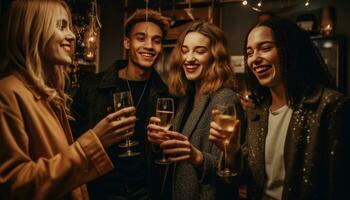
210, 17, 349, 199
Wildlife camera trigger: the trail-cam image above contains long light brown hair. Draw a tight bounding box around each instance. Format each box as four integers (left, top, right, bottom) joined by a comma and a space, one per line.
168, 21, 235, 97
0, 0, 74, 110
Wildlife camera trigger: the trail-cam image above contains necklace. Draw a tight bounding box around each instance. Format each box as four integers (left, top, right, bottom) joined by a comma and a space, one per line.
124, 68, 150, 109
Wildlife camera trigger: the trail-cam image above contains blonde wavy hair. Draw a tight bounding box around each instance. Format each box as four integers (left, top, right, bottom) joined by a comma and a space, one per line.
168, 21, 236, 97
0, 0, 73, 110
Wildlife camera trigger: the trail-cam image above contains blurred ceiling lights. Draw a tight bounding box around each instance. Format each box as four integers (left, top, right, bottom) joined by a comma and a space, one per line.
240, 0, 311, 13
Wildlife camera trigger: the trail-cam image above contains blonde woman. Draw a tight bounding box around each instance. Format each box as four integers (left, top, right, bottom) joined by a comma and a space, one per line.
147, 21, 245, 199
0, 0, 136, 199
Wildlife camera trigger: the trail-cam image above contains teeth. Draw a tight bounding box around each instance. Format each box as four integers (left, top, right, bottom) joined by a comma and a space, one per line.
185, 64, 199, 68
255, 66, 270, 73
140, 53, 153, 57
63, 46, 71, 51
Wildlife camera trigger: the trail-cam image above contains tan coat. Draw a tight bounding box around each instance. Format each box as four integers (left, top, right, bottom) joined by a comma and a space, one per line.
0, 74, 114, 200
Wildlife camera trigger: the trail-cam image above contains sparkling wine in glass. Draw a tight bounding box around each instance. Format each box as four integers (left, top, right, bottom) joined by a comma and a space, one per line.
214, 103, 238, 178
113, 91, 140, 157
154, 98, 174, 165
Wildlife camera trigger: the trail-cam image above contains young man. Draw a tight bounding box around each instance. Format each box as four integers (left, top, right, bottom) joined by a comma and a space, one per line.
71, 9, 170, 199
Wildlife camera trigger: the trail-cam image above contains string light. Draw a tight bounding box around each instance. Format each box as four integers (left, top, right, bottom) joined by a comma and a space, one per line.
257, 1, 262, 7
305, 0, 310, 6
242, 0, 248, 6
83, 0, 100, 62
185, 0, 195, 20
144, 0, 150, 38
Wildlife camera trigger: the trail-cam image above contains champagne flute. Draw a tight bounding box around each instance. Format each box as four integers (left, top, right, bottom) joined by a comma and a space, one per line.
154, 97, 174, 165
214, 103, 238, 178
113, 91, 140, 157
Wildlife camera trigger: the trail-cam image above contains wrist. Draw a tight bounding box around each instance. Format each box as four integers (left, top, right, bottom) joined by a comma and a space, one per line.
191, 147, 204, 168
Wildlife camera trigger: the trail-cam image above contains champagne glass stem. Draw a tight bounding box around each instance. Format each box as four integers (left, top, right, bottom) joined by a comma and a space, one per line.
126, 138, 131, 150
224, 141, 228, 171
161, 152, 167, 162
155, 127, 172, 164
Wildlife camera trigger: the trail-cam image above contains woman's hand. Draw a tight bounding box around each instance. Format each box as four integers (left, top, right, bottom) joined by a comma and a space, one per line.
147, 116, 168, 145
160, 131, 203, 168
93, 107, 136, 149
209, 109, 241, 153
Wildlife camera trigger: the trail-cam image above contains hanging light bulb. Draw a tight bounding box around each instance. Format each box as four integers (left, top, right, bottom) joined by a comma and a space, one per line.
83, 0, 100, 62
83, 15, 98, 61
305, 0, 310, 6
257, 1, 262, 7
320, 6, 334, 35
145, 0, 149, 31
242, 0, 248, 6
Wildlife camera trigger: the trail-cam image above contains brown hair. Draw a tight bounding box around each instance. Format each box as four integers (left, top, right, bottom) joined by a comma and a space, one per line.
124, 9, 170, 38
168, 21, 236, 97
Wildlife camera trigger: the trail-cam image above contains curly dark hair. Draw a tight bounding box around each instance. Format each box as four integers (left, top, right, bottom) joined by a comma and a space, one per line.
124, 9, 170, 38
243, 17, 334, 108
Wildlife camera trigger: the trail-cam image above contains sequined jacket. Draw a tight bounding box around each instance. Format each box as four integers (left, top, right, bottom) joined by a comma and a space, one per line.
241, 86, 350, 200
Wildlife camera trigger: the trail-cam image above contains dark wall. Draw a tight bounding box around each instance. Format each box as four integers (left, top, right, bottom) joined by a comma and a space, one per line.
99, 0, 124, 70
279, 0, 350, 95
324, 0, 350, 95
221, 3, 257, 55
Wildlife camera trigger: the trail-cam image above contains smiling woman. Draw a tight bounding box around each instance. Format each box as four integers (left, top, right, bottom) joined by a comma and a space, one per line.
42, 8, 76, 67
181, 31, 211, 82
147, 21, 245, 200
246, 26, 282, 93
209, 17, 349, 200
0, 1, 137, 199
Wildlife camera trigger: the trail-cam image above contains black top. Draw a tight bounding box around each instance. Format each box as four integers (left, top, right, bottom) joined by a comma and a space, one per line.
70, 60, 170, 199
108, 79, 150, 182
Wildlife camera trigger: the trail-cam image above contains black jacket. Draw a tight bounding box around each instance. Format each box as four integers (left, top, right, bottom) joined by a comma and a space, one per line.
70, 60, 169, 199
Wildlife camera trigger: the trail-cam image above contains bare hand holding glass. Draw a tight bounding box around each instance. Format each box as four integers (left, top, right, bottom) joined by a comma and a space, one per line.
155, 98, 174, 164
210, 103, 240, 178
147, 98, 174, 164
93, 107, 136, 149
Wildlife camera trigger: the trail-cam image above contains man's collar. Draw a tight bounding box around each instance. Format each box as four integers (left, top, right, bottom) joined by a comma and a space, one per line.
97, 60, 168, 94
98, 60, 127, 89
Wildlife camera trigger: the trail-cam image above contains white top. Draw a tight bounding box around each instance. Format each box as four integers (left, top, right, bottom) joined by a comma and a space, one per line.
263, 105, 293, 200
